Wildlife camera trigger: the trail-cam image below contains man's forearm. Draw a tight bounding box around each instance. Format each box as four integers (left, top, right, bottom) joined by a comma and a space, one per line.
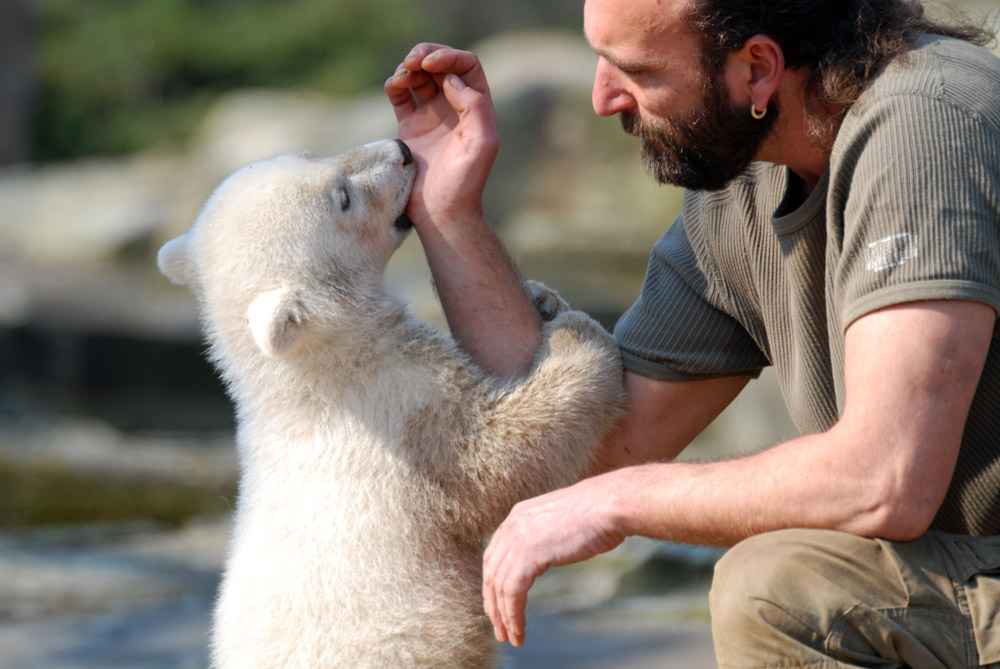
416, 213, 542, 380
603, 416, 955, 547
387, 43, 537, 379
603, 432, 882, 547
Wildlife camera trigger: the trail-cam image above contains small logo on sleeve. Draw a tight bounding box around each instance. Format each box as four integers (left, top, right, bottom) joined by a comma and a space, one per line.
865, 232, 917, 272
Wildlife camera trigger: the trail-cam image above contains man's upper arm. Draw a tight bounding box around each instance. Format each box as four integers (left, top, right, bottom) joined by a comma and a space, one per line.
596, 370, 750, 471
837, 299, 995, 538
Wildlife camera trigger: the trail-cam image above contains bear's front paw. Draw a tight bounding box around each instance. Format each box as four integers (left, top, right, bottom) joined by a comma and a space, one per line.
524, 280, 570, 322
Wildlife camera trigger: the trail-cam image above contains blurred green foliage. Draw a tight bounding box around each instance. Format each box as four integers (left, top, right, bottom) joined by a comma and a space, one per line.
35, 0, 430, 160
32, 0, 583, 161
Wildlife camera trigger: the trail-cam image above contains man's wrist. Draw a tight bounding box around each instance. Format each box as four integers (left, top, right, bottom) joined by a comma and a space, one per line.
417, 204, 489, 234
592, 466, 643, 540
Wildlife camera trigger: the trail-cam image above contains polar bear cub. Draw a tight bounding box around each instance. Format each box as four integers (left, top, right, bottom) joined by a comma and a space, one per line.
157, 139, 624, 668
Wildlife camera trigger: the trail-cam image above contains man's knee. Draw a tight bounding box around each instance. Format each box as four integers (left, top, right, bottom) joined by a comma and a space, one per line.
709, 529, 882, 664
710, 530, 823, 634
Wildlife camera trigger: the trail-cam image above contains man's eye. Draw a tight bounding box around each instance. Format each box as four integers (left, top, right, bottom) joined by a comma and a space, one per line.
336, 187, 351, 211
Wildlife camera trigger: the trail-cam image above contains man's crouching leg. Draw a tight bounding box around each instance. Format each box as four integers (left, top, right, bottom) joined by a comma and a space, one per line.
709, 528, 979, 668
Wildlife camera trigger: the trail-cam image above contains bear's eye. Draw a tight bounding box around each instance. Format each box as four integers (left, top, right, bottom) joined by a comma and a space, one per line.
336, 186, 351, 212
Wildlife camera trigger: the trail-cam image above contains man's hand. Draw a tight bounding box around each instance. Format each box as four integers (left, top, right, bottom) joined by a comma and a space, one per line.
385, 43, 499, 229
482, 476, 627, 647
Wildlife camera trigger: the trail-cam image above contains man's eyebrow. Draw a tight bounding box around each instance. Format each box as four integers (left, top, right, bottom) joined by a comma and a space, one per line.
585, 39, 645, 72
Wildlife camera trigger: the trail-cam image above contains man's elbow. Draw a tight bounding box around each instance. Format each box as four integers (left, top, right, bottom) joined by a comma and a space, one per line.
852, 487, 942, 542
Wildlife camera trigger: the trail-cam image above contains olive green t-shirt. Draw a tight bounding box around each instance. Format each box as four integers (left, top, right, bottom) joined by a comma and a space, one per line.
614, 36, 1000, 535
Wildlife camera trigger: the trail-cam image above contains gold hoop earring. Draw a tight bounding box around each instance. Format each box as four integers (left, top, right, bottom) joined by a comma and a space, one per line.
751, 104, 767, 120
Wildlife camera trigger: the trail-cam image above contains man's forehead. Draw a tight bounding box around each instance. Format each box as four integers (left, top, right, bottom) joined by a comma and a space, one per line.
583, 0, 694, 35
583, 0, 699, 66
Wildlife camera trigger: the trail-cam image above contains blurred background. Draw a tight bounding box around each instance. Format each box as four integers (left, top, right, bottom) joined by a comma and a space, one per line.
0, 1, 995, 667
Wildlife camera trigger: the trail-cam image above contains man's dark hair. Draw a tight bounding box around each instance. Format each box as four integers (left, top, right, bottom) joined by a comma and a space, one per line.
688, 0, 994, 119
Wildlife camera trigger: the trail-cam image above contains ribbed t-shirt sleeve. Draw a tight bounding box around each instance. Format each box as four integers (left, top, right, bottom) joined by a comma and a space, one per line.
832, 84, 1000, 329
614, 216, 769, 381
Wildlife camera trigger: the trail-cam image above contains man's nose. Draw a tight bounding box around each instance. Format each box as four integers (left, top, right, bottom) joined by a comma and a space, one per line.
592, 59, 636, 117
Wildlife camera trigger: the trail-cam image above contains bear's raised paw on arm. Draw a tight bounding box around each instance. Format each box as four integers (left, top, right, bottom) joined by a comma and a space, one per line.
524, 280, 619, 362
524, 279, 571, 322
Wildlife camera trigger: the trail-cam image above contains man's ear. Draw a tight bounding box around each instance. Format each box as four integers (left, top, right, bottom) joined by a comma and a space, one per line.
729, 34, 785, 112
247, 287, 307, 356
157, 234, 197, 287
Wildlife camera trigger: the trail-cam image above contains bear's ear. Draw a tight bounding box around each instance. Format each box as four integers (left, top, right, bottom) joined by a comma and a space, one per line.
247, 288, 307, 357
157, 234, 197, 287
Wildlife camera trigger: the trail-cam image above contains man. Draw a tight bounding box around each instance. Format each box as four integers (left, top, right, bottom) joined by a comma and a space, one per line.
385, 0, 1000, 665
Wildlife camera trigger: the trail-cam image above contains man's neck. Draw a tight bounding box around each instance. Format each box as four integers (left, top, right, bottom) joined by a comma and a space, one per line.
758, 68, 840, 192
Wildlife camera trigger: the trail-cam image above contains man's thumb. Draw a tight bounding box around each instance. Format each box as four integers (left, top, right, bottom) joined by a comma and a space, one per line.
443, 73, 476, 112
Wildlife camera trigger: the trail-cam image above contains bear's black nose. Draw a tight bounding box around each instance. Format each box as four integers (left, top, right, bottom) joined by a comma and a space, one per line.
395, 139, 414, 166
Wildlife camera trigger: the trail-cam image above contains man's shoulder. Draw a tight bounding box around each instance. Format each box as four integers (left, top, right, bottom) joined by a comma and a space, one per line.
854, 35, 1000, 123
833, 35, 1000, 173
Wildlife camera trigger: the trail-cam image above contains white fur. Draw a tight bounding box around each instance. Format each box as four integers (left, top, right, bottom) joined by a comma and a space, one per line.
158, 139, 624, 668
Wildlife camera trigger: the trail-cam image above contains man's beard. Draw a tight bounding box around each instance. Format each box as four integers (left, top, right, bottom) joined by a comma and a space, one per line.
621, 76, 778, 191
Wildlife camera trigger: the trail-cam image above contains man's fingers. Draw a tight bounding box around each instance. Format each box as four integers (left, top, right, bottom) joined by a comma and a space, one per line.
484, 518, 541, 649
404, 43, 479, 76
408, 73, 441, 106
483, 533, 510, 643
384, 75, 415, 119
482, 573, 507, 643
421, 48, 477, 75
496, 564, 534, 648
402, 42, 453, 70
384, 61, 445, 123
388, 43, 495, 136
404, 44, 492, 101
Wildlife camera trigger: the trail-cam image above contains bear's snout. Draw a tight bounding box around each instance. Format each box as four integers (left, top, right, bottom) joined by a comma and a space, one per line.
394, 211, 413, 232
395, 139, 414, 166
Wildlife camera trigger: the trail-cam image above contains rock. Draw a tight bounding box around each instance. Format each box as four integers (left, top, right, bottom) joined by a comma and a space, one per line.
0, 155, 181, 267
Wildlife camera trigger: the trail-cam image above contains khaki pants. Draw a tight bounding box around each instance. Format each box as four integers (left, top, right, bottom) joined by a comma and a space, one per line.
709, 529, 1000, 668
